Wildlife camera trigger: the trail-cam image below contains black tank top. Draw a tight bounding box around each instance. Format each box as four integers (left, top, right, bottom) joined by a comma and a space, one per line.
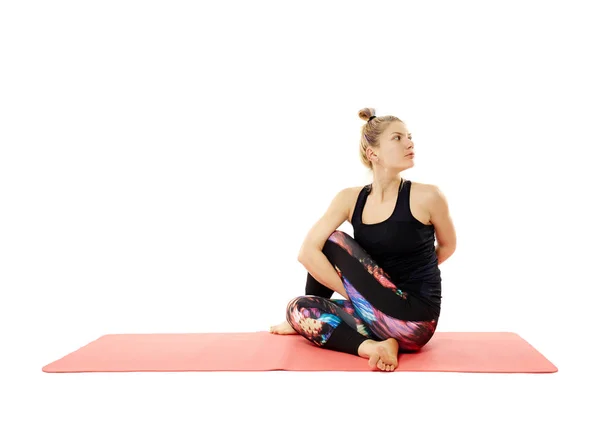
350, 179, 442, 311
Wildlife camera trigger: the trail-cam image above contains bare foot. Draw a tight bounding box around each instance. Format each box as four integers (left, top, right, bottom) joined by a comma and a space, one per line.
358, 338, 400, 371
269, 320, 297, 335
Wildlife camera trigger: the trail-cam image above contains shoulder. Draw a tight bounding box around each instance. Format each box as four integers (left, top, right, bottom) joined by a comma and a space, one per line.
410, 180, 444, 197
332, 185, 365, 222
334, 185, 364, 207
344, 185, 366, 196
409, 181, 448, 210
333, 185, 364, 199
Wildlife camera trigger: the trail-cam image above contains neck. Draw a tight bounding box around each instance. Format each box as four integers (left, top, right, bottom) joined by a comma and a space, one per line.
369, 170, 403, 203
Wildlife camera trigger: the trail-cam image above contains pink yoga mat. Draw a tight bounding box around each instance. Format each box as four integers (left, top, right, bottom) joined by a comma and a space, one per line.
42, 331, 557, 373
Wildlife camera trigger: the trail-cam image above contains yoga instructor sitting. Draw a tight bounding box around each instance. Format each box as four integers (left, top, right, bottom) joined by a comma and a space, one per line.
269, 108, 457, 372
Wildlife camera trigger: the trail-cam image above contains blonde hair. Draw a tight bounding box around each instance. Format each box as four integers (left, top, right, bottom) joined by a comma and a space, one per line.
358, 107, 403, 169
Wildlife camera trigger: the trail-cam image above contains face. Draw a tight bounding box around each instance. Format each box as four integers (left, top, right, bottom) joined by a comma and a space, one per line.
368, 121, 415, 170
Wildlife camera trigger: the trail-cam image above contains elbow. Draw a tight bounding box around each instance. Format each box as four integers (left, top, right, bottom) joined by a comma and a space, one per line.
445, 244, 457, 255
437, 240, 456, 252
297, 251, 310, 264
297, 246, 318, 264
436, 243, 456, 262
297, 248, 307, 264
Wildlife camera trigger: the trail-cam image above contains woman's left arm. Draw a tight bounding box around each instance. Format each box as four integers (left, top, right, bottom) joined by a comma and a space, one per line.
427, 185, 457, 265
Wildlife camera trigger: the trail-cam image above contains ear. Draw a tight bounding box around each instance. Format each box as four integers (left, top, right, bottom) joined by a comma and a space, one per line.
366, 146, 378, 162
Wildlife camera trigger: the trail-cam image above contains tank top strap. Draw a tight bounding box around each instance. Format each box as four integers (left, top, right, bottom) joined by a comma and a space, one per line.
351, 184, 371, 226
392, 179, 412, 221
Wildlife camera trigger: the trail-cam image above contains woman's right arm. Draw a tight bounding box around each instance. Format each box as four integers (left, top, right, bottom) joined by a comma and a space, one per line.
297, 188, 353, 299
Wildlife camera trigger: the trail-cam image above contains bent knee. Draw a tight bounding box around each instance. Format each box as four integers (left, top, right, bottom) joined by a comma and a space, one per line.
326, 230, 363, 256
327, 230, 352, 244
287, 295, 319, 309
285, 296, 318, 325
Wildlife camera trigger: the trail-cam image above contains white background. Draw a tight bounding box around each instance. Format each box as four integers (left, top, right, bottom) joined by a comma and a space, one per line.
2, 0, 599, 424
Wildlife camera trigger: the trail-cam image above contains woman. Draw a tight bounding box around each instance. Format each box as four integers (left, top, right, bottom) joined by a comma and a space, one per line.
269, 108, 457, 372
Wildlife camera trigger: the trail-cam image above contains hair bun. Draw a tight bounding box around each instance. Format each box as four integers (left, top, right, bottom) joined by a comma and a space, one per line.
358, 108, 376, 122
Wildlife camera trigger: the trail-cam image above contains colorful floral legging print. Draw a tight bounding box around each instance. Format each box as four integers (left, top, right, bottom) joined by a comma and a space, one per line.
285, 230, 440, 355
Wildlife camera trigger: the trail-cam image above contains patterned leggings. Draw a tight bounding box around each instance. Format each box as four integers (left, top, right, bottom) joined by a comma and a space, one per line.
286, 230, 440, 355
